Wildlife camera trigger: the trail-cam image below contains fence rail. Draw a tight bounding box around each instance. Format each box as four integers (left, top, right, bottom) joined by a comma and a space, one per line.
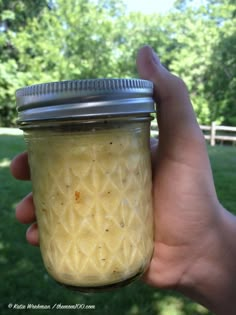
0, 126, 235, 147
151, 121, 236, 146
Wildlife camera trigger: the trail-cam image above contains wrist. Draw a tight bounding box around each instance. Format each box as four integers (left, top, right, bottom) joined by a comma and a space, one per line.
178, 204, 236, 314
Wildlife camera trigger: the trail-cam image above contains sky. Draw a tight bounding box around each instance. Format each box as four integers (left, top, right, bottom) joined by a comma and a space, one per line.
125, 0, 205, 14
125, 0, 176, 14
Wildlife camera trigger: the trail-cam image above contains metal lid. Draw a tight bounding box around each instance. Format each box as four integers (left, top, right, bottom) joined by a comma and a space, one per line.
16, 78, 154, 123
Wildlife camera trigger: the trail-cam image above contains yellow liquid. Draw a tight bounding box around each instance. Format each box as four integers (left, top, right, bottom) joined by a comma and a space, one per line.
27, 123, 154, 288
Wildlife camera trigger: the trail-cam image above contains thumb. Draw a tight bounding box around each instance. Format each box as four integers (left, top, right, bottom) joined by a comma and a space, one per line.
136, 46, 202, 147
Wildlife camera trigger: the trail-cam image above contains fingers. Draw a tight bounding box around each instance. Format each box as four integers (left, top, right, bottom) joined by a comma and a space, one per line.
16, 192, 36, 224
26, 223, 39, 246
137, 46, 202, 145
150, 137, 158, 148
150, 137, 158, 171
15, 193, 39, 246
10, 152, 30, 180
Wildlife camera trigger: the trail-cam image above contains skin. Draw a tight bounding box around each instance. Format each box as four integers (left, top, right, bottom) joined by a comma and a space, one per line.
10, 46, 236, 314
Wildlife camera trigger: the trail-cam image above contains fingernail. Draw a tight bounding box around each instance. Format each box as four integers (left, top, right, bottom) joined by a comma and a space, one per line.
151, 49, 160, 65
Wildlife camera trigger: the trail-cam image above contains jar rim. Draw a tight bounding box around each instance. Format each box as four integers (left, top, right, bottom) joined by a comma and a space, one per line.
16, 78, 155, 123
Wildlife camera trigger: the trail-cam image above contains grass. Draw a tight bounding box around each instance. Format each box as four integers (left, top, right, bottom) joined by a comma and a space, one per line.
208, 146, 236, 212
0, 132, 235, 315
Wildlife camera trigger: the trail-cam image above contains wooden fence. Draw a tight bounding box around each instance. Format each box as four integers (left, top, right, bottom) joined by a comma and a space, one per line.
0, 126, 235, 147
151, 121, 236, 146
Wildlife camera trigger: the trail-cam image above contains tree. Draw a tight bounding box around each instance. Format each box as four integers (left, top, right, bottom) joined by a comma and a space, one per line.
204, 0, 236, 125
0, 0, 131, 126
0, 0, 51, 126
166, 0, 236, 124
0, 0, 235, 126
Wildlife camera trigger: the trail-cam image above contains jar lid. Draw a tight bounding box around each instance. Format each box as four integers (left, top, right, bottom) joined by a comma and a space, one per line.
16, 78, 154, 123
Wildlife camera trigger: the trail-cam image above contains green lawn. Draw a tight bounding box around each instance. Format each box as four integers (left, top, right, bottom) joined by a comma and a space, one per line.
0, 133, 235, 315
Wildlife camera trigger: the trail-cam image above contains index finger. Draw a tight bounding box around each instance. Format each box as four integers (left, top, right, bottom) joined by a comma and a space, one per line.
10, 152, 30, 180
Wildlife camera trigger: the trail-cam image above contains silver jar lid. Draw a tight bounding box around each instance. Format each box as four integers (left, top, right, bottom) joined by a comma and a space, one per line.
16, 78, 154, 123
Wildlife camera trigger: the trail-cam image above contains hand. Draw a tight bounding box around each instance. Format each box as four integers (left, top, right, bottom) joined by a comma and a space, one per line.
10, 46, 236, 314
137, 46, 221, 287
137, 46, 236, 314
10, 153, 38, 245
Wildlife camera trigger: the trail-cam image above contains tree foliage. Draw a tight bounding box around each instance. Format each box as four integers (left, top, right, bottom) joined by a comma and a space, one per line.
169, 0, 236, 124
0, 0, 235, 126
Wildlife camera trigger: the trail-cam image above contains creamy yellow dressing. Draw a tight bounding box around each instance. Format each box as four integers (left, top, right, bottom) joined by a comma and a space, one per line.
27, 123, 154, 288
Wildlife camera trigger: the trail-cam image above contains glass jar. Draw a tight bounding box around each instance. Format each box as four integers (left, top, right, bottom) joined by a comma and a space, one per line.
16, 78, 155, 292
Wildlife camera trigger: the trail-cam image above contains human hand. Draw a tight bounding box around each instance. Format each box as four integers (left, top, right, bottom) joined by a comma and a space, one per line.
136, 46, 236, 314
10, 46, 236, 314
10, 154, 38, 245
137, 46, 221, 287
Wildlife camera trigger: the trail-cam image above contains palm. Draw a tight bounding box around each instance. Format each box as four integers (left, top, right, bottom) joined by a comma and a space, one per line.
144, 132, 219, 288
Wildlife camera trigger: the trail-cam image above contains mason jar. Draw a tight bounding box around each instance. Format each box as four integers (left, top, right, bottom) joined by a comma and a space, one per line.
16, 78, 155, 292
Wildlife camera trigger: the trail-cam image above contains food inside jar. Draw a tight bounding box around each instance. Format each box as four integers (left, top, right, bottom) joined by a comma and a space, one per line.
27, 123, 154, 288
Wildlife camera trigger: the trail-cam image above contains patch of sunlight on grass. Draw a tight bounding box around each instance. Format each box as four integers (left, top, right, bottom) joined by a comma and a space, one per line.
196, 304, 209, 314
155, 296, 184, 315
129, 304, 140, 315
0, 158, 11, 168
0, 128, 23, 135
